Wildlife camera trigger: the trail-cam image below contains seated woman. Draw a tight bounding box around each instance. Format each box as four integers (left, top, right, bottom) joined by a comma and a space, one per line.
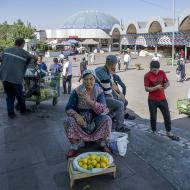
63, 70, 112, 158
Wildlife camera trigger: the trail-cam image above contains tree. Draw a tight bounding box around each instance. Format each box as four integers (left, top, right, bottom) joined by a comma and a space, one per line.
0, 19, 36, 48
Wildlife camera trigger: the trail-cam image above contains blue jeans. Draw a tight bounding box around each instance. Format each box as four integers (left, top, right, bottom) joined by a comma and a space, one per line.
3, 81, 26, 114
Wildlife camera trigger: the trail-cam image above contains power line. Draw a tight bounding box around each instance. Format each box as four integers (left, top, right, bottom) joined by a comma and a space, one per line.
138, 0, 180, 13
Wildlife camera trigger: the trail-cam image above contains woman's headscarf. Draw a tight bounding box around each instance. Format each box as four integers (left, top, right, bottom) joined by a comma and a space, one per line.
82, 69, 95, 79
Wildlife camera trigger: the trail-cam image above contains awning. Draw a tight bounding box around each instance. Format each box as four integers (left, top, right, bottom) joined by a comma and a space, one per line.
120, 37, 129, 45
157, 32, 188, 46
158, 35, 172, 45
47, 39, 58, 45
135, 36, 147, 47
81, 39, 99, 45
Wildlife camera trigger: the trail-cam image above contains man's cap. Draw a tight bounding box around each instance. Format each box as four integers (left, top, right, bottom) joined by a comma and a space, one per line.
106, 55, 118, 64
150, 61, 160, 69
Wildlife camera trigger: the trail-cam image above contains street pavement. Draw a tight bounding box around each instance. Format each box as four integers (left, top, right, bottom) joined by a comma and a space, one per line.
0, 53, 189, 190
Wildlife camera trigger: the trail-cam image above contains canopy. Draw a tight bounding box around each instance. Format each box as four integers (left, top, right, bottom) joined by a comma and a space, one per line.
135, 36, 147, 47
81, 39, 99, 45
158, 35, 172, 45
47, 39, 58, 45
120, 37, 129, 45
67, 39, 79, 44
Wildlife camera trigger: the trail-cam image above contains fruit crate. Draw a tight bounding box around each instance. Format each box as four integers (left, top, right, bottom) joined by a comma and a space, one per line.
67, 158, 116, 188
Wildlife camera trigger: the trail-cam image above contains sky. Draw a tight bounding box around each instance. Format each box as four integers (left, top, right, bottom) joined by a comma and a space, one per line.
0, 0, 190, 29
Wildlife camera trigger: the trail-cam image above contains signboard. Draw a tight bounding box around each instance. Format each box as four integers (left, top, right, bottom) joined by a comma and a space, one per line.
69, 36, 78, 39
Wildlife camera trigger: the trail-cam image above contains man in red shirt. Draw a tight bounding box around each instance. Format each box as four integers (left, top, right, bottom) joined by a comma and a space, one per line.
144, 61, 179, 141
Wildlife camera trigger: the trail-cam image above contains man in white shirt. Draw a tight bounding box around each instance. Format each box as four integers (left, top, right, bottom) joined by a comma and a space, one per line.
59, 51, 65, 61
124, 52, 131, 71
62, 56, 72, 94
152, 53, 159, 61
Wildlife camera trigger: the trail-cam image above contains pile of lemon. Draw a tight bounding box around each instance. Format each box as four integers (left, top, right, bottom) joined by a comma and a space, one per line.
77, 153, 109, 170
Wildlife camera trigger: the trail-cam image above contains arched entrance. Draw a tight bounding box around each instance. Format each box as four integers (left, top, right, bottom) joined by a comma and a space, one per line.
179, 15, 190, 59
111, 28, 120, 51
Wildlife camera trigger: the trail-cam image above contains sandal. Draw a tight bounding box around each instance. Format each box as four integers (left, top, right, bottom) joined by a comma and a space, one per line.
67, 149, 77, 159
167, 135, 180, 141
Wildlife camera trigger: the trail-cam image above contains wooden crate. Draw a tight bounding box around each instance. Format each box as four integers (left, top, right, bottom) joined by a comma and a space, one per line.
67, 158, 116, 188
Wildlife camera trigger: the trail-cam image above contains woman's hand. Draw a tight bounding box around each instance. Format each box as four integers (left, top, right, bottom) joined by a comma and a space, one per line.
75, 114, 86, 127
80, 90, 95, 106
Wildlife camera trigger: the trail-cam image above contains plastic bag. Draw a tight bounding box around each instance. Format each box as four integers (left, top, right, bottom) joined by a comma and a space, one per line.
107, 132, 129, 157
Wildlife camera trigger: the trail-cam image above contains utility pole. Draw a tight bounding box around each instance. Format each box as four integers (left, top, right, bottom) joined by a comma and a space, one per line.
172, 0, 175, 66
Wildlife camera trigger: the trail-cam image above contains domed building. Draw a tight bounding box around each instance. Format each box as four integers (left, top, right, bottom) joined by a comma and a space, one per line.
45, 10, 121, 51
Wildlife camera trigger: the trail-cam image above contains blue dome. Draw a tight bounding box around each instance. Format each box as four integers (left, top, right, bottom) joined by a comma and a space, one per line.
62, 10, 120, 30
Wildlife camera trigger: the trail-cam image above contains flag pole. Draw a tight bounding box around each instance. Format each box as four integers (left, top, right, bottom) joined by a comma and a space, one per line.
172, 0, 175, 66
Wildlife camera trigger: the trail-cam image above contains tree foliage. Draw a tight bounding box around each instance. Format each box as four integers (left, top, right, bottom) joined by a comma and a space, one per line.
0, 19, 36, 48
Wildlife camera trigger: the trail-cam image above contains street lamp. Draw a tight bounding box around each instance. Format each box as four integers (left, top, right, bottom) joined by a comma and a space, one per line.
172, 0, 175, 66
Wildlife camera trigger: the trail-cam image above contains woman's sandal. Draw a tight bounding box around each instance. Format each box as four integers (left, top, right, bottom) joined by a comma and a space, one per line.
67, 149, 77, 159
167, 135, 180, 141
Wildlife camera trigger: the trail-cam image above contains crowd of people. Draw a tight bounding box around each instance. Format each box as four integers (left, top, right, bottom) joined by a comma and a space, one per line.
0, 38, 182, 159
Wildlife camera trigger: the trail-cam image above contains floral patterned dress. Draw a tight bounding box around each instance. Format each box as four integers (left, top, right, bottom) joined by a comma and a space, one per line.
63, 83, 112, 142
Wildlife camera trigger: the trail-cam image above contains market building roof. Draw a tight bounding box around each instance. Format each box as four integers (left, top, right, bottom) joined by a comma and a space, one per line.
61, 10, 119, 30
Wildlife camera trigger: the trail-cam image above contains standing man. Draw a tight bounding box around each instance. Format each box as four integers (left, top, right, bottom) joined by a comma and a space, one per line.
62, 56, 72, 94
124, 51, 131, 71
78, 57, 88, 82
144, 61, 179, 141
0, 38, 37, 118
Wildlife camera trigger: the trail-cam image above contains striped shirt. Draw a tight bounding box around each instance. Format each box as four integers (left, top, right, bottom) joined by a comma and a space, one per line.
95, 66, 112, 96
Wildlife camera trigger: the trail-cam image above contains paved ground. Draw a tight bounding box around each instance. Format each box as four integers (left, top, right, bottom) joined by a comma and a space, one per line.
0, 53, 190, 190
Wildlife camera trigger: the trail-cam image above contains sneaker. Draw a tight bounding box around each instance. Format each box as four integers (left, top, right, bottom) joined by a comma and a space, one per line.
125, 113, 136, 120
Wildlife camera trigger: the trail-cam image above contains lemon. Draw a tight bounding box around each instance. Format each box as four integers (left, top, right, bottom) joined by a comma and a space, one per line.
100, 156, 108, 163
95, 163, 101, 168
87, 165, 93, 170
82, 164, 87, 169
90, 154, 96, 160
95, 156, 100, 162
83, 158, 88, 164
78, 161, 83, 167
91, 160, 97, 166
100, 163, 106, 168
87, 159, 91, 165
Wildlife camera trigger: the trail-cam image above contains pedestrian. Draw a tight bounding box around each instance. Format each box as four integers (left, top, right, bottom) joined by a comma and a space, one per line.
78, 57, 88, 82
50, 58, 62, 96
180, 49, 185, 58
90, 52, 95, 64
62, 56, 72, 94
124, 51, 131, 71
176, 57, 186, 82
152, 53, 159, 61
117, 56, 121, 70
144, 60, 180, 141
0, 38, 37, 118
37, 56, 47, 76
